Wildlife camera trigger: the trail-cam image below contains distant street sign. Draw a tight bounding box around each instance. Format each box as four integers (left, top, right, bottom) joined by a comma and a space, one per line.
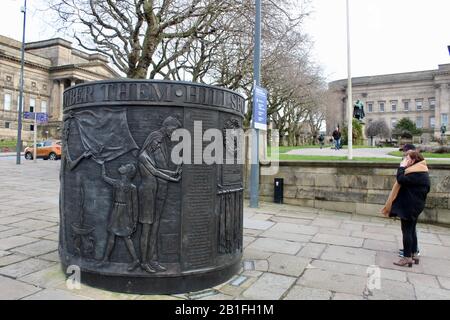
252, 85, 268, 131
23, 112, 48, 124
23, 112, 33, 120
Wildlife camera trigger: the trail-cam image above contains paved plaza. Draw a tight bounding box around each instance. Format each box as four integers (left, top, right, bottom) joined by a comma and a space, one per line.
0, 159, 450, 300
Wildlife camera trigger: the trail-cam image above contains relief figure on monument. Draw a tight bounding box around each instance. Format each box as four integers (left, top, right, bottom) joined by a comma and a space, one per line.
98, 162, 140, 271
218, 118, 244, 254
138, 116, 182, 273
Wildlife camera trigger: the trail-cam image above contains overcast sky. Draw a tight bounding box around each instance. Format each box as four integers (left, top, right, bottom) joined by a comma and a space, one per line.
1, 0, 449, 83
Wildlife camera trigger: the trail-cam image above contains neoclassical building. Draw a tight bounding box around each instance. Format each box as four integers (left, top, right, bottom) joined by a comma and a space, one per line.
327, 64, 450, 141
0, 35, 119, 140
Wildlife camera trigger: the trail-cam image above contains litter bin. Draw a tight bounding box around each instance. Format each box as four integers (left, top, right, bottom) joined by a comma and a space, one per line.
274, 178, 284, 204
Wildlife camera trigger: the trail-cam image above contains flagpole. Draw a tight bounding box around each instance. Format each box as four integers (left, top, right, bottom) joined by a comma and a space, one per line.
16, 0, 27, 165
346, 0, 353, 160
33, 112, 37, 163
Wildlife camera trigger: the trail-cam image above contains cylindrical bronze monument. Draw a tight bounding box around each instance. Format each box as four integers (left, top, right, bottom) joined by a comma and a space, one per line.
59, 80, 245, 294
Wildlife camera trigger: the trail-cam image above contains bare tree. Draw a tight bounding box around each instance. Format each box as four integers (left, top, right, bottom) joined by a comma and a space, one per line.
366, 119, 391, 146
47, 0, 238, 78
45, 0, 325, 138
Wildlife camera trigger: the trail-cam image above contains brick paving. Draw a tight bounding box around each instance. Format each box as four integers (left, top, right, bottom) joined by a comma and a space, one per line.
0, 159, 449, 300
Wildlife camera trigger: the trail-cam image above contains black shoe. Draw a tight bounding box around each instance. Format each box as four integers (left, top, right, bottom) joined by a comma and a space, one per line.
150, 261, 167, 272
140, 263, 156, 273
127, 260, 140, 271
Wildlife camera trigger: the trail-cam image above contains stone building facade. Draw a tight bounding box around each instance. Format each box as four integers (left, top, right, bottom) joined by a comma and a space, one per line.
327, 64, 450, 141
0, 35, 119, 141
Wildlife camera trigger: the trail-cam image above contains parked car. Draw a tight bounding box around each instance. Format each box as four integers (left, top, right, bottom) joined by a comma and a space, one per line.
24, 140, 62, 160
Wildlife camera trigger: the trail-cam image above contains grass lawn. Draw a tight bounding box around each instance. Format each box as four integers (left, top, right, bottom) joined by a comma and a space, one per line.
272, 154, 400, 162
264, 154, 449, 163
269, 145, 378, 154
389, 151, 450, 158
0, 140, 17, 148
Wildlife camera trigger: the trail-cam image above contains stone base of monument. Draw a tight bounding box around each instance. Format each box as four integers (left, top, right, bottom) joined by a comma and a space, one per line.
59, 80, 245, 294
60, 256, 241, 294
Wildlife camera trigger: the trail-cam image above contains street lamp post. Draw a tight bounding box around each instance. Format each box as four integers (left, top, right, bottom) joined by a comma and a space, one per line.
16, 0, 27, 165
346, 0, 353, 160
249, 0, 262, 208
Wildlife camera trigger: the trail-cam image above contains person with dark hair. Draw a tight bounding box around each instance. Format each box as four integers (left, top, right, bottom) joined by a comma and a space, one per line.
402, 144, 416, 153
332, 127, 341, 150
382, 150, 430, 267
399, 144, 420, 258
318, 133, 325, 149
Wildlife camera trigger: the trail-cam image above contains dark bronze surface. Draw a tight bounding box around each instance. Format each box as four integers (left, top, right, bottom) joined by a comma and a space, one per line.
59, 80, 244, 294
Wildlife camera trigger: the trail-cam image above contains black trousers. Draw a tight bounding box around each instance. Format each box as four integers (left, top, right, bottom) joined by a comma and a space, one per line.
401, 219, 418, 258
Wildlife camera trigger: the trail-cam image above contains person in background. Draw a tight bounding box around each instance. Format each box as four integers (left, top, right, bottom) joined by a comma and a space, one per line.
318, 133, 325, 149
382, 150, 430, 267
332, 127, 341, 150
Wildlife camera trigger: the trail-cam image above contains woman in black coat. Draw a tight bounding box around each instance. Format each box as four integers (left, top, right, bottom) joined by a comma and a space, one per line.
386, 150, 430, 267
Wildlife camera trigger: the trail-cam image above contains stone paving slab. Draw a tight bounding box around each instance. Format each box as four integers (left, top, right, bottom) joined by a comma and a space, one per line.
311, 233, 364, 248
407, 273, 441, 289
284, 286, 331, 300
321, 245, 376, 266
246, 238, 303, 255
1, 160, 450, 300
368, 279, 416, 300
0, 275, 41, 300
12, 240, 58, 257
0, 236, 38, 251
22, 288, 91, 300
267, 254, 310, 277
242, 273, 296, 300
0, 258, 55, 278
297, 269, 367, 296
297, 243, 327, 259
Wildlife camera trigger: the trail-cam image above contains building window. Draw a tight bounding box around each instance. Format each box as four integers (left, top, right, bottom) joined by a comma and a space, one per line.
430, 116, 435, 129
416, 99, 423, 111
30, 124, 34, 132
4, 93, 11, 111
391, 118, 397, 128
368, 103, 373, 113
41, 101, 47, 113
5, 122, 10, 129
29, 98, 36, 113
391, 101, 397, 112
429, 98, 436, 111
17, 96, 24, 111
404, 101, 409, 111
442, 114, 449, 127
379, 102, 385, 112
416, 117, 423, 129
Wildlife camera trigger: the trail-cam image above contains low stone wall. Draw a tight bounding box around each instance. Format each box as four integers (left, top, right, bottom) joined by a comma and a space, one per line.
258, 161, 450, 226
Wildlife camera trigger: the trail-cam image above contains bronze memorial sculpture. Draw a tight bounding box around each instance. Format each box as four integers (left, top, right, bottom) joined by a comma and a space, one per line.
59, 80, 245, 294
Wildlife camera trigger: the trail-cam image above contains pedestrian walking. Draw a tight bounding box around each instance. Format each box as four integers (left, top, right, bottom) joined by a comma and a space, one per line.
318, 133, 325, 149
382, 150, 430, 267
332, 127, 341, 150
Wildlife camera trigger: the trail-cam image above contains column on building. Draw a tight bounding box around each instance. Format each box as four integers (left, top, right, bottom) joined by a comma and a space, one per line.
434, 84, 442, 138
